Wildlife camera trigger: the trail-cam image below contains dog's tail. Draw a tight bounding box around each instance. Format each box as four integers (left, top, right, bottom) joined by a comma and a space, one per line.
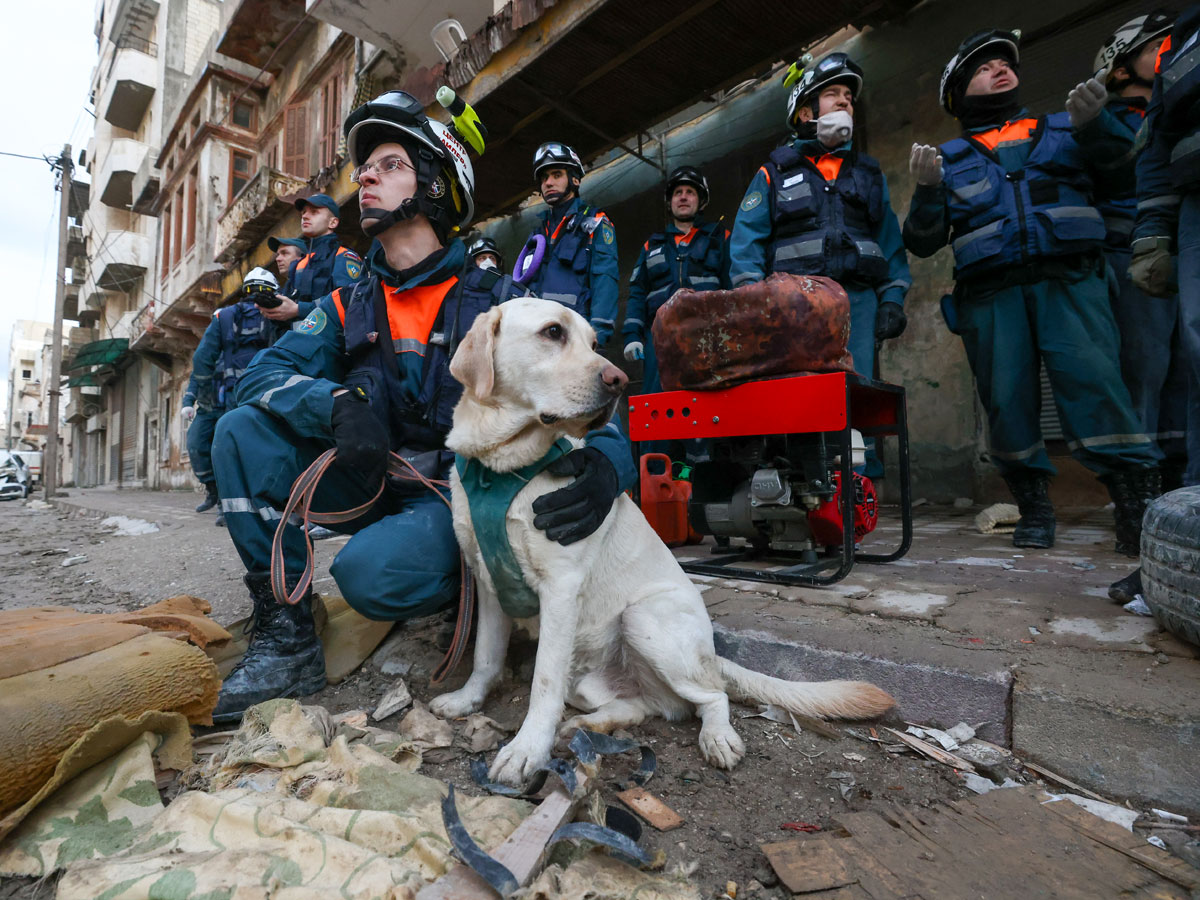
718, 658, 894, 720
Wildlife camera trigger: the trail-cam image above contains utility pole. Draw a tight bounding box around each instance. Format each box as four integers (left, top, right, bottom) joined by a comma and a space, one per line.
44, 144, 71, 501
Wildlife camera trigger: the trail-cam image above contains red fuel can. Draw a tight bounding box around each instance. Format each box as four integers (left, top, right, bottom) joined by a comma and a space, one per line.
638, 453, 700, 547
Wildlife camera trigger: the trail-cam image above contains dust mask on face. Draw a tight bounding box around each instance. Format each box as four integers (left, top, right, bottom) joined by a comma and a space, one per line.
816, 110, 854, 148
477, 258, 496, 270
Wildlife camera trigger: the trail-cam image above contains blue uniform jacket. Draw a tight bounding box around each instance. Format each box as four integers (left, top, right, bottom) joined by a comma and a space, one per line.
234, 238, 636, 491
1097, 98, 1147, 247
283, 232, 364, 321
183, 314, 222, 411
905, 109, 1132, 271
729, 137, 911, 307
1135, 9, 1200, 243
184, 302, 270, 410
623, 220, 731, 346
521, 196, 620, 346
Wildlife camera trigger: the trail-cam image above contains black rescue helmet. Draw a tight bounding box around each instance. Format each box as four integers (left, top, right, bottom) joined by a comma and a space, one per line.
467, 235, 503, 266
532, 142, 585, 184
940, 28, 1021, 115
786, 52, 864, 128
664, 166, 710, 209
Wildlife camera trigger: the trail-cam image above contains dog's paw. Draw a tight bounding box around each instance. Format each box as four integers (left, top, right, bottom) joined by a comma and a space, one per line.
429, 689, 484, 719
488, 734, 552, 787
699, 725, 746, 769
558, 714, 601, 740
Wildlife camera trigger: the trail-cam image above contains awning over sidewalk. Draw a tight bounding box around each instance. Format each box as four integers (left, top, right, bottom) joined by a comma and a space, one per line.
67, 338, 129, 370
66, 373, 98, 387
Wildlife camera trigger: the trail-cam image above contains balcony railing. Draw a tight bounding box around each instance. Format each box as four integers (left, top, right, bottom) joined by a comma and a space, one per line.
215, 166, 310, 264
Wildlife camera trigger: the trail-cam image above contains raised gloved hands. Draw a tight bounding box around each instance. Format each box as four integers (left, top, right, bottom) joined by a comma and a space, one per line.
1066, 78, 1107, 128
875, 302, 908, 341
909, 143, 943, 187
623, 341, 644, 362
532, 447, 620, 545
1129, 238, 1174, 296
181, 405, 196, 424
331, 388, 389, 486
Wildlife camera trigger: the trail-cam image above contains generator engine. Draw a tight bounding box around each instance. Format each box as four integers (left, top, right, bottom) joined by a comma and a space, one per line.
629, 370, 911, 585
689, 430, 877, 555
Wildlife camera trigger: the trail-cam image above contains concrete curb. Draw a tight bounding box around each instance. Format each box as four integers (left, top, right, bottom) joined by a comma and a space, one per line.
713, 623, 1013, 745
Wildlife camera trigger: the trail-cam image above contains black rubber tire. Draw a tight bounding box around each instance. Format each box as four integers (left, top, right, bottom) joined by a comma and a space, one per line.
1141, 485, 1200, 647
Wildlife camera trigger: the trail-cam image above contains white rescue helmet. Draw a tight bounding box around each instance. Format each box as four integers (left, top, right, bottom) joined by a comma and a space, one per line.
241, 266, 279, 296
1094, 10, 1175, 86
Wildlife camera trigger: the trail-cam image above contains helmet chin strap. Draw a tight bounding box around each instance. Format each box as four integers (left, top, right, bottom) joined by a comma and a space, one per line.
361, 197, 421, 237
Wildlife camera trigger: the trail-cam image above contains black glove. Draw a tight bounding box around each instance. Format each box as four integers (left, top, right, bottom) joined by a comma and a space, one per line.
874, 301, 908, 341
331, 388, 389, 486
532, 447, 621, 545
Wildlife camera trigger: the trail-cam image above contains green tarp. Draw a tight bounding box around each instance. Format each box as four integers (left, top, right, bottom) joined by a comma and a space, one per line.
67, 338, 128, 370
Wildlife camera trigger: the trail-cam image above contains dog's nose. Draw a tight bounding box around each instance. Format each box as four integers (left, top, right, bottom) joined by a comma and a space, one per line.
600, 363, 629, 394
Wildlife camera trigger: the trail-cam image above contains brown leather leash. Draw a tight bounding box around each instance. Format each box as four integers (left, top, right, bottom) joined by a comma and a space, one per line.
270, 448, 475, 683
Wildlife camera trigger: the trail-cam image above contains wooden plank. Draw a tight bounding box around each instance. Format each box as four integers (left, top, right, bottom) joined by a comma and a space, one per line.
882, 727, 976, 772
789, 711, 842, 741
417, 771, 588, 900
760, 837, 856, 894
1021, 760, 1111, 803
616, 786, 684, 831
1041, 795, 1200, 891
793, 788, 1192, 900
966, 788, 1189, 898
834, 811, 957, 899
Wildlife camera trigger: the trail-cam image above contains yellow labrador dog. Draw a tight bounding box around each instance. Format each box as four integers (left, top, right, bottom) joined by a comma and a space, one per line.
432, 297, 894, 786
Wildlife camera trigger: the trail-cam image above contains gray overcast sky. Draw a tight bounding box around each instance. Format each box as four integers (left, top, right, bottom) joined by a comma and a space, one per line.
0, 1, 99, 381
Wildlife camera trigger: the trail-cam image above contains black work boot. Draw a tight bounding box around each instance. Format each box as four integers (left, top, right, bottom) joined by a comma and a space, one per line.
1002, 471, 1056, 549
1108, 568, 1143, 604
1161, 458, 1187, 493
211, 572, 326, 723
1100, 467, 1162, 557
195, 482, 218, 513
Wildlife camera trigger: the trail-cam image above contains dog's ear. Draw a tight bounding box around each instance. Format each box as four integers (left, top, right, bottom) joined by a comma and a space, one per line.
451, 305, 503, 400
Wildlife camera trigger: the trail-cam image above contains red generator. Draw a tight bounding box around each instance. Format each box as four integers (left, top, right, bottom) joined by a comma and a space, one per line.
629, 372, 912, 586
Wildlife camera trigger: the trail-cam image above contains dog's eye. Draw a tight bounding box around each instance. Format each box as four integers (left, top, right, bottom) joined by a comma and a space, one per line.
541, 323, 565, 342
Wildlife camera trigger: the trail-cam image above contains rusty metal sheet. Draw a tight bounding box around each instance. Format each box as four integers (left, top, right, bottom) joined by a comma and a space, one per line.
651, 273, 856, 391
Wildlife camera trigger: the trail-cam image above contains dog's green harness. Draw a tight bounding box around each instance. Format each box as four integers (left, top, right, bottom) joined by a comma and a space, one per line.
454, 438, 574, 618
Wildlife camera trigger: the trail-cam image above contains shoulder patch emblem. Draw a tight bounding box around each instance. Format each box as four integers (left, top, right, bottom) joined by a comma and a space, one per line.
345, 259, 362, 279
601, 223, 615, 244
740, 191, 763, 212
297, 307, 327, 335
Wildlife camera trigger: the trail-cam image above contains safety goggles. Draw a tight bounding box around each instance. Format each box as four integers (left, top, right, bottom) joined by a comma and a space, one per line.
242, 283, 276, 296
351, 154, 416, 184
365, 91, 425, 123
534, 142, 575, 167
816, 55, 847, 74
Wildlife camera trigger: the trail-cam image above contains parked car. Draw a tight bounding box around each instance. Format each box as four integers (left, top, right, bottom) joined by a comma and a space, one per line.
0, 451, 31, 500
12, 450, 42, 485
